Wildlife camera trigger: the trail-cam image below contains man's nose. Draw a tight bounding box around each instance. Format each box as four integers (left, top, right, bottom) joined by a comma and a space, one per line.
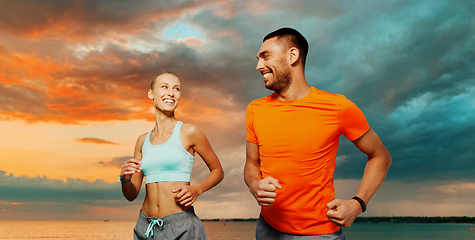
256, 59, 264, 72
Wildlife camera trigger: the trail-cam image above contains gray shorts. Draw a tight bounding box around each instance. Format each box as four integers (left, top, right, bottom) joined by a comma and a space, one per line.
133, 207, 207, 240
256, 215, 346, 240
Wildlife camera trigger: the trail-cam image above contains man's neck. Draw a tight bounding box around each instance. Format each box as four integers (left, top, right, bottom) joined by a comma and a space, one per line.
275, 77, 311, 101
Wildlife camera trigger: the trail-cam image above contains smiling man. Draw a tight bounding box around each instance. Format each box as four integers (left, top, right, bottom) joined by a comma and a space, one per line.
244, 27, 392, 239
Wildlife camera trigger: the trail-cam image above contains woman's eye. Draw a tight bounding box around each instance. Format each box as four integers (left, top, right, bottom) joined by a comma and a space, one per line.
162, 86, 167, 89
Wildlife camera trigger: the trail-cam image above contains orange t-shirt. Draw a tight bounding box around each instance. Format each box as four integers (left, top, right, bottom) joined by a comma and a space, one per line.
246, 87, 370, 235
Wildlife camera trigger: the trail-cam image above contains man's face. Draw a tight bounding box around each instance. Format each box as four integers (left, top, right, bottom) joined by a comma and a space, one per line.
256, 37, 291, 93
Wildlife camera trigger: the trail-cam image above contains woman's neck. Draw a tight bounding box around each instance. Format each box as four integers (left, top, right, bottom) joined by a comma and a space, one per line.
153, 112, 178, 135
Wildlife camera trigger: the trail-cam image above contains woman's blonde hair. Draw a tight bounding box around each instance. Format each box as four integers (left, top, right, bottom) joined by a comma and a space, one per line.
150, 71, 177, 90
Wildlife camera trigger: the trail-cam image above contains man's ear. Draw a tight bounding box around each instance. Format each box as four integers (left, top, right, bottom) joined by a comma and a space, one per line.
147, 89, 154, 100
288, 47, 300, 66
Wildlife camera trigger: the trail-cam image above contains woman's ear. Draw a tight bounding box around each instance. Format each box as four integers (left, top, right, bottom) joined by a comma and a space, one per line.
147, 89, 154, 100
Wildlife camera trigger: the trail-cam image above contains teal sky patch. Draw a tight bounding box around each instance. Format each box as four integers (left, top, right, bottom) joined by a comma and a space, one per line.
163, 23, 205, 40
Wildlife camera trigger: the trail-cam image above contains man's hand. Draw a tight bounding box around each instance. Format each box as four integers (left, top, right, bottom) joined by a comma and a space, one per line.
250, 176, 282, 207
326, 198, 363, 228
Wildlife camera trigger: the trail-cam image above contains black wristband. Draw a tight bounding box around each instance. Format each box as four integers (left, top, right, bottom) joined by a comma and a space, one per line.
352, 196, 366, 212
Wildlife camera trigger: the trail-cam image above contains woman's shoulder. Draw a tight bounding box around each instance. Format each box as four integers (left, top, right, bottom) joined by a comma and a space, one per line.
133, 132, 149, 150
136, 132, 149, 143
180, 122, 209, 146
180, 122, 201, 136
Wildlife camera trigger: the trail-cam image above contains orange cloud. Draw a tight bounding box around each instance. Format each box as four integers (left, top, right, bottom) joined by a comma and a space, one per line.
217, 30, 243, 42
0, 4, 247, 126
0, 53, 72, 87
433, 182, 475, 194
211, 0, 275, 18
1, 41, 247, 124
181, 36, 204, 49
128, 59, 142, 67
75, 138, 118, 145
0, 48, 152, 124
0, 201, 23, 206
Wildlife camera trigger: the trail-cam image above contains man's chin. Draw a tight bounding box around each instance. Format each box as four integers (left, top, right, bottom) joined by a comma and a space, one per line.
265, 85, 275, 91
264, 81, 275, 90
265, 83, 283, 92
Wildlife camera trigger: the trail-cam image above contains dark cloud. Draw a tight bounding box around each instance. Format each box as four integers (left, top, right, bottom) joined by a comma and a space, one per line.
304, 0, 475, 111
352, 5, 473, 111
76, 137, 118, 145
0, 0, 205, 41
0, 171, 128, 204
316, 0, 475, 183
0, 170, 144, 219
335, 103, 475, 182
99, 156, 131, 167
0, 159, 252, 217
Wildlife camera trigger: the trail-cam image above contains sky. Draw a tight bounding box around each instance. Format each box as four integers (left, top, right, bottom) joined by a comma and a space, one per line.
0, 0, 474, 221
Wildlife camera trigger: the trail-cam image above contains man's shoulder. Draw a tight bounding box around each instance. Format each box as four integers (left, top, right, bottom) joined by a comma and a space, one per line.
309, 87, 345, 104
248, 93, 275, 106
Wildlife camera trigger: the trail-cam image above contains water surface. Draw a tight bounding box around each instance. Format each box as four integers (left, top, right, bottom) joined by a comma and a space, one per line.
0, 221, 474, 240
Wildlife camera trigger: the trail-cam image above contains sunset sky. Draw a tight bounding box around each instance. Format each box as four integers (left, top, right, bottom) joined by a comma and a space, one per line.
1, 0, 474, 220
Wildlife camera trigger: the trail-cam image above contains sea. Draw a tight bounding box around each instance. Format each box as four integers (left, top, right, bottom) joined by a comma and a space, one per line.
0, 221, 474, 240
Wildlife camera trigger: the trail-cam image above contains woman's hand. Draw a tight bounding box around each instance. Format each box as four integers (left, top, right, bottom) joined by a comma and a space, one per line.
172, 185, 201, 207
120, 158, 141, 182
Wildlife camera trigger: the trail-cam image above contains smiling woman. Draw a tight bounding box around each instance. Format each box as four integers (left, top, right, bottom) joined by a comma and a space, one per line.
119, 72, 224, 240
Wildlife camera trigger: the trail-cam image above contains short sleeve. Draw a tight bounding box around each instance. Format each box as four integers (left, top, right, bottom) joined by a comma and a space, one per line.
246, 103, 258, 143
338, 95, 370, 141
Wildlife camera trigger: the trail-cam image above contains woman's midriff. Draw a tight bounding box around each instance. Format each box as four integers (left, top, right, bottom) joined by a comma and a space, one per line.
141, 181, 191, 218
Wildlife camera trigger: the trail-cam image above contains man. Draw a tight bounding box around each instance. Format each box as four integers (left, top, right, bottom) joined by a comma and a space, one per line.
244, 27, 392, 239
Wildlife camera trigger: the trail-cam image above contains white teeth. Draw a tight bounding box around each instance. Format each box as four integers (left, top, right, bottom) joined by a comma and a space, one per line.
164, 99, 174, 103
263, 73, 271, 79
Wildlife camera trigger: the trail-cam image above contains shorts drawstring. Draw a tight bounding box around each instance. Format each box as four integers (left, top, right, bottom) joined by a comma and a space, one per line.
144, 218, 163, 238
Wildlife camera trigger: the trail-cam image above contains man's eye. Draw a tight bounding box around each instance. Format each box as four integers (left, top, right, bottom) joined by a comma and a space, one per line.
162, 86, 167, 89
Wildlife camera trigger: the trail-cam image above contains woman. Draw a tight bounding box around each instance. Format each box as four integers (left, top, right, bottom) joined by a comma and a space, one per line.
120, 72, 224, 240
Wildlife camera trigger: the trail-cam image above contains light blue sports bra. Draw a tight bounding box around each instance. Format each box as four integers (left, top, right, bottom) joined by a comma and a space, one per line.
141, 121, 195, 184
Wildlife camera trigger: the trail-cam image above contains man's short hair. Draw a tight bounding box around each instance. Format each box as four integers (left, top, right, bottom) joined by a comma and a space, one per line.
264, 27, 309, 66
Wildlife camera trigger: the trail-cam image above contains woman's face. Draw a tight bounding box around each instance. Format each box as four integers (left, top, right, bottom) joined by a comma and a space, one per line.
148, 74, 181, 113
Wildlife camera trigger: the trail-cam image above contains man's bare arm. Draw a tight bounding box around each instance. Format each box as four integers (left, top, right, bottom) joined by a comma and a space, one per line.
327, 128, 391, 227
244, 141, 281, 207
